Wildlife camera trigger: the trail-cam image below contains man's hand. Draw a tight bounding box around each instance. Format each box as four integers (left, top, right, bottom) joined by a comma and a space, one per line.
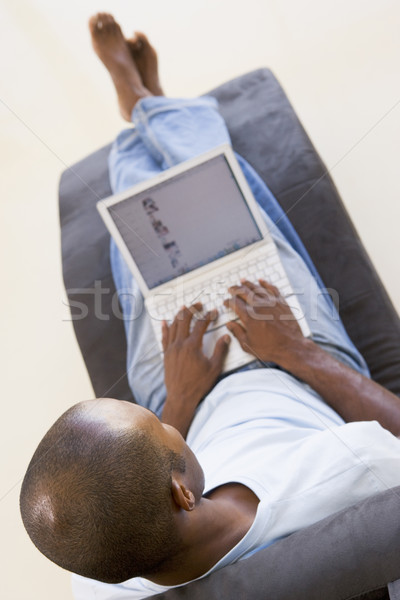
225, 279, 400, 437
161, 303, 230, 437
224, 279, 305, 366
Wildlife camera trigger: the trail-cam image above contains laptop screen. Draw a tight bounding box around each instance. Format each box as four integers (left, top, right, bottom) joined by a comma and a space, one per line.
108, 154, 263, 289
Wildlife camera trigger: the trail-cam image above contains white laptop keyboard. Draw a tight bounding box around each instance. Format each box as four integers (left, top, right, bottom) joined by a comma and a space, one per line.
147, 244, 309, 342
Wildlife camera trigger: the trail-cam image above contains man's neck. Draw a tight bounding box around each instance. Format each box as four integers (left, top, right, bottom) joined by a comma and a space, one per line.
149, 483, 259, 586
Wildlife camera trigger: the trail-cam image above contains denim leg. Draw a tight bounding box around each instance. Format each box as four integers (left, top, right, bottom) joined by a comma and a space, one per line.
234, 155, 325, 289
108, 96, 369, 413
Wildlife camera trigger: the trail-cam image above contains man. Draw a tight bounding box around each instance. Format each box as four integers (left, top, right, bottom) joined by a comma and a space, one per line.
20, 13, 400, 600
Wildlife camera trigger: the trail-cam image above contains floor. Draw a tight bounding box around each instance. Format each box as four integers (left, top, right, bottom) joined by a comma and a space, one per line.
1, 1, 399, 598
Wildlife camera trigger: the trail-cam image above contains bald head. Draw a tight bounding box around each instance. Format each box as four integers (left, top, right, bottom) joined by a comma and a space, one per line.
20, 399, 186, 583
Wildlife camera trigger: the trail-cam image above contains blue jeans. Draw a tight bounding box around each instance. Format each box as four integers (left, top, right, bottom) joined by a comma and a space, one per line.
109, 96, 369, 416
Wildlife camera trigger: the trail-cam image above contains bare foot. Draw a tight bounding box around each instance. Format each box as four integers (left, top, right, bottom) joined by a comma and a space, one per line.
89, 13, 152, 120
127, 32, 164, 96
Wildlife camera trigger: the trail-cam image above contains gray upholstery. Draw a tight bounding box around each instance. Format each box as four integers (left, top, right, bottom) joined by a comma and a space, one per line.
59, 69, 400, 599
153, 486, 400, 600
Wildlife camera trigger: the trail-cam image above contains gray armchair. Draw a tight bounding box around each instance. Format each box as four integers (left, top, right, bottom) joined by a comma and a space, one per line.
59, 69, 400, 599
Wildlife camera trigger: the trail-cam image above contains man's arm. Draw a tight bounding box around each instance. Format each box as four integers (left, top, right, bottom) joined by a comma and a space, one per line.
161, 304, 230, 438
225, 279, 400, 437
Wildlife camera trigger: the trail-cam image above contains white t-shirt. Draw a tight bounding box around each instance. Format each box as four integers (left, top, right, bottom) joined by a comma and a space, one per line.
72, 369, 400, 599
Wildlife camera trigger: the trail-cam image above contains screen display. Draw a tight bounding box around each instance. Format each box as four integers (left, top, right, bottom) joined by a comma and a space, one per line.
109, 154, 263, 289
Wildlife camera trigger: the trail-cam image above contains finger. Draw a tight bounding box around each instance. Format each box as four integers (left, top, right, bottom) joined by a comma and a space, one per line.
229, 282, 269, 306
239, 279, 258, 291
258, 279, 280, 297
191, 309, 218, 345
168, 311, 178, 342
226, 321, 256, 356
161, 320, 169, 351
180, 301, 204, 337
241, 279, 274, 299
170, 302, 203, 342
168, 305, 187, 342
175, 305, 194, 339
189, 301, 204, 317
211, 334, 231, 372
225, 320, 247, 347
223, 295, 249, 322
228, 283, 256, 305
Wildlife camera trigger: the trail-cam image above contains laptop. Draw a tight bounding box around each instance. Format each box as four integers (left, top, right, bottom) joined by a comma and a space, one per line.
97, 144, 310, 373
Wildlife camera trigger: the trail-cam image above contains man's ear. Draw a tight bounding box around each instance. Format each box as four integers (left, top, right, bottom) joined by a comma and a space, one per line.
171, 478, 196, 511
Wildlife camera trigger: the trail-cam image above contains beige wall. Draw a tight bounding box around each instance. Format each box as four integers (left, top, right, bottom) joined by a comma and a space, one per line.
1, 1, 399, 598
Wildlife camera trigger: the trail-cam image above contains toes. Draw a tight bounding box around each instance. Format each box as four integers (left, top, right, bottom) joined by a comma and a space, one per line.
103, 14, 115, 28
127, 32, 156, 56
127, 33, 146, 52
89, 13, 108, 35
89, 13, 102, 33
104, 14, 121, 34
134, 31, 149, 46
134, 31, 156, 53
135, 31, 148, 39
89, 12, 122, 36
127, 36, 142, 52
